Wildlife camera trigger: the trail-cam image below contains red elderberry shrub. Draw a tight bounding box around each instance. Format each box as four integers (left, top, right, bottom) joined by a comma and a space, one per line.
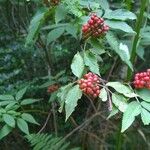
78, 72, 100, 98
133, 69, 150, 89
47, 84, 59, 93
82, 14, 109, 39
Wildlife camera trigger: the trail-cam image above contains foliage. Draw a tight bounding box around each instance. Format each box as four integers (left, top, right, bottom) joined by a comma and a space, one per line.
0, 0, 150, 149
26, 133, 80, 150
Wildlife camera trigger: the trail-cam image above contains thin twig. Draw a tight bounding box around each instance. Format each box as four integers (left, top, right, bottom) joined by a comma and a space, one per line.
38, 110, 52, 133
52, 102, 58, 136
62, 112, 101, 141
107, 56, 118, 81
20, 109, 49, 115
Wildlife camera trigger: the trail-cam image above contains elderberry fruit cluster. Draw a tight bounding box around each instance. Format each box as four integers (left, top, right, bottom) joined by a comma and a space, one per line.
133, 69, 150, 89
78, 72, 100, 98
50, 0, 60, 6
82, 14, 109, 39
47, 84, 59, 93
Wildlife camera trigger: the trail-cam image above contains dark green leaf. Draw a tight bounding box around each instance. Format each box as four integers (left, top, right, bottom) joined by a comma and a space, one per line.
39, 80, 56, 88
84, 50, 100, 75
137, 46, 145, 60
65, 24, 78, 38
71, 52, 84, 78
0, 125, 12, 140
49, 91, 58, 103
55, 4, 67, 24
16, 87, 28, 101
99, 88, 107, 102
26, 8, 49, 46
136, 89, 150, 102
21, 99, 40, 105
107, 107, 119, 119
99, 0, 109, 10
21, 113, 39, 125
106, 20, 135, 33
17, 118, 29, 135
107, 82, 136, 97
5, 102, 18, 110
121, 101, 141, 132
0, 101, 15, 106
90, 39, 105, 55
104, 9, 136, 20
112, 93, 128, 112
57, 83, 73, 113
106, 32, 133, 70
141, 108, 150, 125
3, 114, 15, 128
47, 27, 65, 44
141, 101, 150, 111
65, 85, 82, 121
0, 95, 14, 101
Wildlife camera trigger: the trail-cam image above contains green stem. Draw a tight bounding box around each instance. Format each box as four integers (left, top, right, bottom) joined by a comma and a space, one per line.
125, 0, 132, 10
116, 122, 123, 150
20, 109, 49, 115
116, 1, 147, 149
126, 0, 147, 81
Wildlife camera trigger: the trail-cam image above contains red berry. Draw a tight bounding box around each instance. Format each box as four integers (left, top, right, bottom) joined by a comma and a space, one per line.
133, 69, 150, 90
82, 14, 109, 39
78, 72, 101, 98
88, 19, 94, 25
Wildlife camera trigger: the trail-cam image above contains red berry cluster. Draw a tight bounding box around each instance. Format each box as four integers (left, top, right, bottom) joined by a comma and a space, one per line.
78, 72, 101, 98
50, 0, 60, 6
133, 69, 150, 89
47, 84, 59, 93
82, 14, 109, 39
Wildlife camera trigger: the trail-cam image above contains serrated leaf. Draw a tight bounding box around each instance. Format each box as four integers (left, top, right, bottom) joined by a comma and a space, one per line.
49, 91, 57, 103
106, 32, 133, 70
16, 87, 28, 101
84, 50, 100, 75
21, 99, 40, 105
26, 8, 49, 46
104, 9, 136, 20
57, 83, 73, 113
141, 108, 150, 125
119, 43, 130, 60
0, 95, 14, 101
99, 88, 107, 101
55, 4, 67, 24
99, 0, 109, 10
107, 107, 119, 119
90, 39, 105, 55
137, 46, 145, 60
47, 27, 65, 44
105, 20, 135, 33
136, 89, 150, 102
3, 114, 15, 128
121, 101, 141, 132
17, 118, 29, 135
65, 85, 82, 121
5, 102, 18, 110
141, 101, 150, 111
21, 113, 39, 125
65, 24, 78, 38
0, 101, 15, 106
39, 80, 56, 88
71, 52, 84, 78
112, 93, 128, 112
107, 82, 133, 97
0, 125, 12, 140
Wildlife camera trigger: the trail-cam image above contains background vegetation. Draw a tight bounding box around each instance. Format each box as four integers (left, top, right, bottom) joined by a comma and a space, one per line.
0, 0, 150, 149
